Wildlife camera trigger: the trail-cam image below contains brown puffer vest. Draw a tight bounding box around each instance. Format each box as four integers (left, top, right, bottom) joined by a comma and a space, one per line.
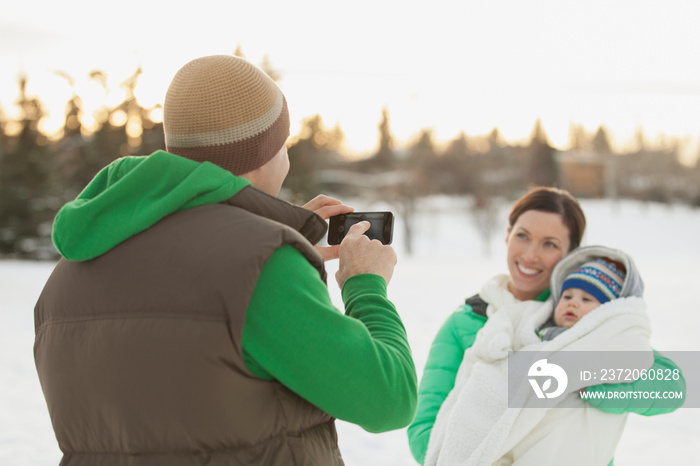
34, 186, 345, 466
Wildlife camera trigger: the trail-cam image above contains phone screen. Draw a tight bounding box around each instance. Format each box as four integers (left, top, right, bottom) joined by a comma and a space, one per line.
328, 212, 394, 245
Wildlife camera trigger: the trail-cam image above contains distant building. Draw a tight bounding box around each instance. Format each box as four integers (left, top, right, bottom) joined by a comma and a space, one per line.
614, 149, 690, 203
556, 150, 609, 198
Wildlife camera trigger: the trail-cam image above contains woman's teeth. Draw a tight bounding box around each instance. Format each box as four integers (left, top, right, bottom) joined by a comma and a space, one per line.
517, 263, 539, 276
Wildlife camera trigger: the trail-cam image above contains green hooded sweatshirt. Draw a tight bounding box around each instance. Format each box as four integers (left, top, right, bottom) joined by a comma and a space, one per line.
53, 150, 250, 261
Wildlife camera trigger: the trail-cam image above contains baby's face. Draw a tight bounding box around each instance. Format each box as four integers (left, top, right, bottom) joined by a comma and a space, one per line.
554, 288, 602, 328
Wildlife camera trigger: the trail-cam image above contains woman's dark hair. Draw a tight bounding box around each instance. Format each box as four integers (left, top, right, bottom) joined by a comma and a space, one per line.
508, 187, 586, 252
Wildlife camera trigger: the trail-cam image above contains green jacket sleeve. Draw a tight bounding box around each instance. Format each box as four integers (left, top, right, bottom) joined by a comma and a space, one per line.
241, 245, 417, 433
407, 306, 486, 464
583, 349, 686, 415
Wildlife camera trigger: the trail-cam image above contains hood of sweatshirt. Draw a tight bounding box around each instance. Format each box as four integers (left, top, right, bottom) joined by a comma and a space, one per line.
52, 150, 251, 261
550, 244, 645, 308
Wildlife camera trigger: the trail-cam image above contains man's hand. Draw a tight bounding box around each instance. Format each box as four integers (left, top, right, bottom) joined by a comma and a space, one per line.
335, 221, 397, 289
302, 195, 353, 262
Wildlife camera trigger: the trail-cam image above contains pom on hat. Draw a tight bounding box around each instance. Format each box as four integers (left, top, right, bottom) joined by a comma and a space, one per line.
560, 258, 626, 304
163, 55, 290, 175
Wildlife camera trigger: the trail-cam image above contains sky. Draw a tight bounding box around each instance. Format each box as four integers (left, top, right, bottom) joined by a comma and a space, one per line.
2, 0, 700, 162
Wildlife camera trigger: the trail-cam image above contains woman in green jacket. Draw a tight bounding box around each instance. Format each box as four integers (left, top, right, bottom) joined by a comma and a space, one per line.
407, 186, 686, 465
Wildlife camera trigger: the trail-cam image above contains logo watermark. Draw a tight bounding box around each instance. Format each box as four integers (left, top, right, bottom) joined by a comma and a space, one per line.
580, 390, 683, 401
527, 359, 568, 399
509, 351, 698, 409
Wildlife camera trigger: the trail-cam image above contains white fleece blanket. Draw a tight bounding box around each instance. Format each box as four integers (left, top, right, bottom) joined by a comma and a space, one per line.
425, 295, 652, 466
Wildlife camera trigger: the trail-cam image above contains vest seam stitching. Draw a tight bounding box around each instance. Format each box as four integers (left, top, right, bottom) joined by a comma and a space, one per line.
36, 313, 226, 333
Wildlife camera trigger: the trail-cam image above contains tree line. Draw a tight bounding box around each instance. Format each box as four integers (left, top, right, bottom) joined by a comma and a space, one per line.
1, 60, 699, 259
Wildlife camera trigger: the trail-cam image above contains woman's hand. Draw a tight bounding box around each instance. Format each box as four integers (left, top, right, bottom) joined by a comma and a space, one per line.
302, 195, 354, 262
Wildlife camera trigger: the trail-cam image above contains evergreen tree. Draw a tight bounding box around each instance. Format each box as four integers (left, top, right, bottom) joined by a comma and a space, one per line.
140, 111, 165, 156
487, 127, 506, 151
62, 70, 123, 192
438, 131, 476, 194
527, 119, 558, 187
0, 77, 55, 258
634, 126, 647, 152
285, 115, 340, 202
353, 108, 396, 173
374, 107, 395, 169
567, 122, 589, 151
592, 125, 612, 154
51, 71, 90, 201
407, 128, 436, 171
259, 54, 282, 82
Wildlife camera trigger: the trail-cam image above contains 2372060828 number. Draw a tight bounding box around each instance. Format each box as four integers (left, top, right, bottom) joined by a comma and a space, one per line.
599, 368, 680, 381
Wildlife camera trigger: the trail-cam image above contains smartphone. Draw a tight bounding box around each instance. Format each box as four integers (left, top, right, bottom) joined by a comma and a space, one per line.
327, 212, 394, 245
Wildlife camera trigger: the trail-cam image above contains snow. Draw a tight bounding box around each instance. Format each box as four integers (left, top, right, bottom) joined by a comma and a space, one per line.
2, 198, 698, 465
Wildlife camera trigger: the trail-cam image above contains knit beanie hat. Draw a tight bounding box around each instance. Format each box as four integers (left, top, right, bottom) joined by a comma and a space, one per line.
560, 258, 626, 304
163, 55, 290, 175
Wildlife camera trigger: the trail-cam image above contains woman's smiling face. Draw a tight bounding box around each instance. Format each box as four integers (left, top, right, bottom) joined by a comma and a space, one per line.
506, 210, 571, 301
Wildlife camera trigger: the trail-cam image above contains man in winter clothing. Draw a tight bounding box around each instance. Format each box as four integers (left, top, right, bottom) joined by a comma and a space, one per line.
34, 55, 417, 466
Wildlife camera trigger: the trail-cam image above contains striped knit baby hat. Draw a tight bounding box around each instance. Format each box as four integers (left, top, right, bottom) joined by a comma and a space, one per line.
560, 258, 626, 304
163, 55, 290, 175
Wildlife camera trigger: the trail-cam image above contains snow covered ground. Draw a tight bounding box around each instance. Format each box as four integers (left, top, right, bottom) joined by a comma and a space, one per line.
2, 198, 698, 465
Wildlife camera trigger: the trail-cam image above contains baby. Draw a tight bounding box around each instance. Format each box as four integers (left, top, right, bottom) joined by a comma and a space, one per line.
537, 257, 626, 341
